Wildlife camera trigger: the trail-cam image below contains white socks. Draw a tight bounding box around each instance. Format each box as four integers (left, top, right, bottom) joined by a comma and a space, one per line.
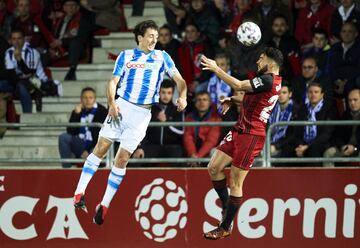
75, 153, 101, 195
100, 167, 126, 208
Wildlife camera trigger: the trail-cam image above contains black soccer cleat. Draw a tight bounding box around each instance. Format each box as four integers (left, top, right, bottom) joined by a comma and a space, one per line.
93, 204, 108, 225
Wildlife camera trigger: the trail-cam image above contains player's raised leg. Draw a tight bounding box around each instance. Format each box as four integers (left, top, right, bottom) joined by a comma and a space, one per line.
93, 147, 130, 225
207, 149, 232, 221
73, 137, 112, 209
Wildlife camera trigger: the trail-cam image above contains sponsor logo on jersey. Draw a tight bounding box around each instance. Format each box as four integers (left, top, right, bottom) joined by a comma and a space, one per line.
126, 62, 158, 70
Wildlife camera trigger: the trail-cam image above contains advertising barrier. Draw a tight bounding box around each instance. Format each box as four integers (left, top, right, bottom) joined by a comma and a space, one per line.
0, 168, 359, 248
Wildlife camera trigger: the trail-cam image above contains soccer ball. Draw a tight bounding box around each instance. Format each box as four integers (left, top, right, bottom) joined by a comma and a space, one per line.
134, 178, 188, 242
237, 22, 262, 46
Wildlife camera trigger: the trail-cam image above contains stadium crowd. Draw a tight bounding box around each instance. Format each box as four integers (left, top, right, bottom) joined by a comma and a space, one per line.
1, 0, 360, 167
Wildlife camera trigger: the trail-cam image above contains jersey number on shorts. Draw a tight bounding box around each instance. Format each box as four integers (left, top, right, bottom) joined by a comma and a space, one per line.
259, 95, 279, 123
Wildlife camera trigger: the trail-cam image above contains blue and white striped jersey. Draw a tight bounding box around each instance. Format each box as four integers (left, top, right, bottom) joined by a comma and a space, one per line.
5, 42, 48, 82
113, 48, 179, 104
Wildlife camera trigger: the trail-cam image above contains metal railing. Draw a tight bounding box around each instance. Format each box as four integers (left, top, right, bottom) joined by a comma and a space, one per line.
265, 120, 360, 167
0, 122, 235, 167
1, 120, 360, 167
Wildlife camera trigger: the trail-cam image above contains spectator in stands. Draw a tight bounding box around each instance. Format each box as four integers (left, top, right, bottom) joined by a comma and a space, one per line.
41, 0, 64, 31
0, 0, 14, 40
132, 80, 184, 164
292, 82, 337, 162
268, 14, 300, 80
292, 56, 333, 104
207, 53, 232, 114
295, 0, 334, 48
162, 0, 188, 38
327, 22, 360, 97
213, 0, 232, 30
80, 0, 126, 31
252, 0, 292, 43
50, 0, 93, 81
155, 24, 181, 68
268, 84, 299, 158
178, 23, 214, 98
330, 0, 360, 43
323, 88, 360, 167
302, 28, 331, 72
0, 35, 11, 137
12, 0, 49, 50
5, 29, 51, 113
58, 87, 107, 168
183, 91, 221, 166
187, 0, 221, 46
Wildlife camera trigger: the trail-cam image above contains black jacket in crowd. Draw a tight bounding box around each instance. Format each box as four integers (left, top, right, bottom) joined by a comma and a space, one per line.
141, 101, 184, 147
0, 37, 10, 81
66, 103, 107, 151
331, 110, 360, 150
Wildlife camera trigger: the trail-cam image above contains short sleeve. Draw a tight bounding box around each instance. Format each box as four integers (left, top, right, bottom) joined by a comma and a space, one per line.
112, 51, 125, 77
162, 51, 179, 78
250, 74, 273, 93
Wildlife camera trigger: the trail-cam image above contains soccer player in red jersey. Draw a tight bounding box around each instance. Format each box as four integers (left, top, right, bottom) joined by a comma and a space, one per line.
201, 47, 283, 240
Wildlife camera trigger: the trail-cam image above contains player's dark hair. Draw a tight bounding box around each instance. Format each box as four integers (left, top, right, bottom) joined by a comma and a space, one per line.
160, 79, 175, 91
261, 47, 283, 67
312, 28, 328, 39
133, 20, 159, 45
307, 82, 324, 93
81, 87, 96, 96
159, 24, 173, 36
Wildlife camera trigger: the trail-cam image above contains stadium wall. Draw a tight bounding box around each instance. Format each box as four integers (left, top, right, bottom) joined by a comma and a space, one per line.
0, 168, 359, 248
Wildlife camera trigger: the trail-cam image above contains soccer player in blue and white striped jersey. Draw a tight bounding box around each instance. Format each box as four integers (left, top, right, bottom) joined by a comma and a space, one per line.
73, 20, 187, 225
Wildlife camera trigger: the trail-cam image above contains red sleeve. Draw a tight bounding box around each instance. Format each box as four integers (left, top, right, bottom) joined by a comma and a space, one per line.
183, 117, 197, 156
197, 118, 221, 158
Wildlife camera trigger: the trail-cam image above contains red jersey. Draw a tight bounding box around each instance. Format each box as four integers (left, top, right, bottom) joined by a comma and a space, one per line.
234, 73, 282, 136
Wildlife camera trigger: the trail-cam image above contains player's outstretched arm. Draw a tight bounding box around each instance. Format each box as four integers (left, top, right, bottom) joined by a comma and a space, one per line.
201, 55, 253, 92
172, 72, 187, 112
107, 75, 121, 118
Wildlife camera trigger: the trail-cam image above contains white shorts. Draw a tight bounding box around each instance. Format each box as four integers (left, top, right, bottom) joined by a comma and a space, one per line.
99, 97, 151, 153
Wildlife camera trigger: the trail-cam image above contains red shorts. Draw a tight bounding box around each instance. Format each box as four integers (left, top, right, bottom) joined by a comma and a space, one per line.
217, 130, 265, 170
